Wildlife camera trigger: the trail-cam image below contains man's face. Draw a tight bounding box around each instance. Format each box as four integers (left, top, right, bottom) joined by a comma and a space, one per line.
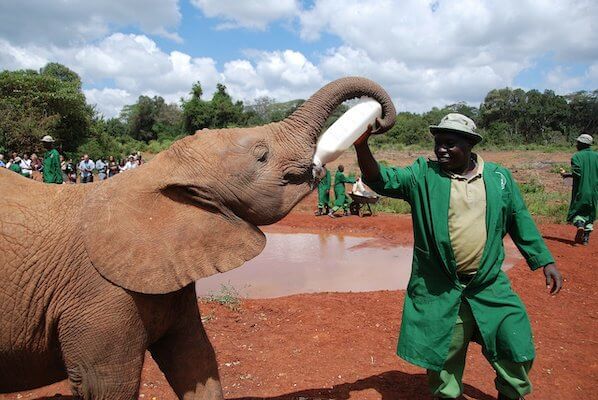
434, 132, 473, 172
83, 154, 89, 161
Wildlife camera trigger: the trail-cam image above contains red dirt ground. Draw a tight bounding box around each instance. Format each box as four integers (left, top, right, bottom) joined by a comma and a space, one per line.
2, 212, 596, 400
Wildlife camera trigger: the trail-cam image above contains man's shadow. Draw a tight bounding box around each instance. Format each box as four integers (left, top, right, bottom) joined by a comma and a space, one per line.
543, 235, 577, 246
232, 370, 495, 400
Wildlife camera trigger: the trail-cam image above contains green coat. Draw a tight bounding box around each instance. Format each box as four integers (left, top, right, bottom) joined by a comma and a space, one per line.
364, 157, 554, 370
42, 148, 63, 184
318, 169, 331, 207
333, 171, 355, 208
9, 163, 22, 174
566, 148, 597, 224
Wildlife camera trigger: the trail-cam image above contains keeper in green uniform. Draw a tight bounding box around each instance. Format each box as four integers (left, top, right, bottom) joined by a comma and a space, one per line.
41, 135, 63, 184
328, 164, 355, 217
354, 113, 563, 400
560, 134, 597, 245
316, 168, 332, 216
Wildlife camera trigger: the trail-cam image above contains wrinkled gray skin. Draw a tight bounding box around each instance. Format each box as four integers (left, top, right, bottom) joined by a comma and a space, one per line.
0, 77, 396, 399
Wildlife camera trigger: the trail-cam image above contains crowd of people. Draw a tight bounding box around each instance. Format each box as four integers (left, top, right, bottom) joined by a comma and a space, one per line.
0, 135, 144, 184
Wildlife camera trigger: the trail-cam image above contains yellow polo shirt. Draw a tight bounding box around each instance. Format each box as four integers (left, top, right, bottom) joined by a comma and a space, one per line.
446, 155, 486, 275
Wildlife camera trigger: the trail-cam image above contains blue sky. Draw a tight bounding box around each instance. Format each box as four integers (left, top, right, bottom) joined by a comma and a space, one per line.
1, 0, 596, 117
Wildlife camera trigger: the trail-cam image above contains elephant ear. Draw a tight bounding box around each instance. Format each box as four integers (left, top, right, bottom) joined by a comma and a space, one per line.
81, 175, 266, 294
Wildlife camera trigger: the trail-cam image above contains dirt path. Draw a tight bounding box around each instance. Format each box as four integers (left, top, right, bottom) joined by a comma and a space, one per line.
2, 212, 596, 400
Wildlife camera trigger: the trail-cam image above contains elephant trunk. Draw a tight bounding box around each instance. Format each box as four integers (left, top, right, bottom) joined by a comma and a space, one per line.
279, 76, 397, 144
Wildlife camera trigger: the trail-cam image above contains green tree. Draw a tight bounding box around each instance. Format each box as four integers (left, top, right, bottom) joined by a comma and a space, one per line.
0, 64, 91, 153
121, 95, 182, 142
182, 81, 213, 133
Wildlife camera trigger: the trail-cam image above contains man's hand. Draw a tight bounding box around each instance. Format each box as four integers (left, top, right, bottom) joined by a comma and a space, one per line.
354, 124, 374, 147
543, 263, 563, 294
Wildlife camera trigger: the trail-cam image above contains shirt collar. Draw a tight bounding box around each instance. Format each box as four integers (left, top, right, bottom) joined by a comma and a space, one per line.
445, 154, 484, 182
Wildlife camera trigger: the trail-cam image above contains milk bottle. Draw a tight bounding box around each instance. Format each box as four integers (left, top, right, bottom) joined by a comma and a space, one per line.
312, 97, 382, 169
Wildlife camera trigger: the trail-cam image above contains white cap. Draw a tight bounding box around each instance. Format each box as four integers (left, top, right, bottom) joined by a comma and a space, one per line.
429, 113, 482, 144
576, 134, 593, 145
40, 135, 55, 143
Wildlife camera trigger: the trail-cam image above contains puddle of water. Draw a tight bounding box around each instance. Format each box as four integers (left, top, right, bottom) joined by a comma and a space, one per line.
196, 233, 522, 299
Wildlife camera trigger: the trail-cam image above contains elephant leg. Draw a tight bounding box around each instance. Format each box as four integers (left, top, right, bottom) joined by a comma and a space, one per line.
58, 308, 146, 399
149, 294, 223, 400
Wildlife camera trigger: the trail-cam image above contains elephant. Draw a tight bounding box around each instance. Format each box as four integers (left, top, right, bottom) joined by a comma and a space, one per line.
0, 76, 396, 399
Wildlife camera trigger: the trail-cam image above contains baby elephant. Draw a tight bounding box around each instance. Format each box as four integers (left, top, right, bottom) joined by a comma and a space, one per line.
0, 77, 396, 399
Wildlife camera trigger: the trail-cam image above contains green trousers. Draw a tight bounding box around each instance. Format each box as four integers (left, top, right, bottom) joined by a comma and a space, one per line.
427, 301, 533, 399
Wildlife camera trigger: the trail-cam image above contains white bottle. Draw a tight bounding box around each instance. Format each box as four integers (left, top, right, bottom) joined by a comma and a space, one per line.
313, 97, 382, 168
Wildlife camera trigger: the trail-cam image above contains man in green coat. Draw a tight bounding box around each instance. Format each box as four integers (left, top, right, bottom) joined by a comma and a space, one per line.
560, 134, 597, 245
41, 135, 63, 184
328, 164, 355, 217
315, 168, 332, 216
355, 113, 563, 400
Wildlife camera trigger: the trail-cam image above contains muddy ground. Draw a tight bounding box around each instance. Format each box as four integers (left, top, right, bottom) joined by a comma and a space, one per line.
3, 211, 596, 400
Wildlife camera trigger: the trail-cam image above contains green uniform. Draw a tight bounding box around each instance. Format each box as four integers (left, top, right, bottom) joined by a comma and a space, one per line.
566, 148, 597, 230
9, 163, 22, 174
42, 148, 63, 184
317, 169, 331, 209
364, 157, 554, 371
332, 171, 355, 211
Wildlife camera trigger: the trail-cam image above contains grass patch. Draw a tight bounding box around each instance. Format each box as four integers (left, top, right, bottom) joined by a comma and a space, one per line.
200, 283, 242, 311
372, 197, 411, 214
520, 178, 569, 223
548, 162, 571, 174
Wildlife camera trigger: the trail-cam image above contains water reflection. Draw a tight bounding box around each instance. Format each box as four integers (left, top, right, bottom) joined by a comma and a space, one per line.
196, 233, 521, 299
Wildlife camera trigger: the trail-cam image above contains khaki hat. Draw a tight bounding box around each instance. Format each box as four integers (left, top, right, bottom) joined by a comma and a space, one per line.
576, 134, 593, 145
430, 113, 482, 144
40, 135, 55, 143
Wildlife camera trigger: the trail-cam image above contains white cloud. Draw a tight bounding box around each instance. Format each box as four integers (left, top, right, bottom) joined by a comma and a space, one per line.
221, 50, 324, 102
190, 0, 300, 30
1, 0, 597, 118
84, 88, 136, 118
299, 0, 598, 66
0, 0, 181, 46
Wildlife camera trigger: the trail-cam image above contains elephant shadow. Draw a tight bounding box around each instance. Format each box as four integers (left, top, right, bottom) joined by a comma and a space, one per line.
32, 371, 494, 400
231, 370, 495, 400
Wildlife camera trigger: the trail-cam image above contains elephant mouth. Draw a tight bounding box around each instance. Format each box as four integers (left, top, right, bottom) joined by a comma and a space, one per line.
283, 167, 318, 190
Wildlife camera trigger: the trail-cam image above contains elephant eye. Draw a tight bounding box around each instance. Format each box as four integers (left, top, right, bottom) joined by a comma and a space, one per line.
253, 144, 269, 163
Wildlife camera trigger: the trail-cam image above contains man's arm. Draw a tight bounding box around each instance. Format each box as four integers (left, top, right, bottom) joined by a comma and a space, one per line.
353, 126, 419, 201
506, 169, 563, 294
354, 126, 380, 183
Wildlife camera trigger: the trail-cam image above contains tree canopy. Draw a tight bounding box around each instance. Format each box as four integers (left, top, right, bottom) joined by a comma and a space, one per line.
1, 62, 596, 158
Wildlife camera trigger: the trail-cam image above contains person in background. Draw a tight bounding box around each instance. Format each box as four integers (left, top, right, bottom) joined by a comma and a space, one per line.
328, 164, 355, 218
19, 154, 33, 178
9, 156, 22, 174
65, 158, 77, 183
355, 113, 562, 400
78, 154, 95, 183
560, 133, 597, 245
60, 155, 68, 182
107, 155, 119, 178
123, 155, 138, 171
95, 156, 108, 181
30, 153, 41, 172
315, 167, 331, 216
41, 135, 63, 184
0, 154, 5, 168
